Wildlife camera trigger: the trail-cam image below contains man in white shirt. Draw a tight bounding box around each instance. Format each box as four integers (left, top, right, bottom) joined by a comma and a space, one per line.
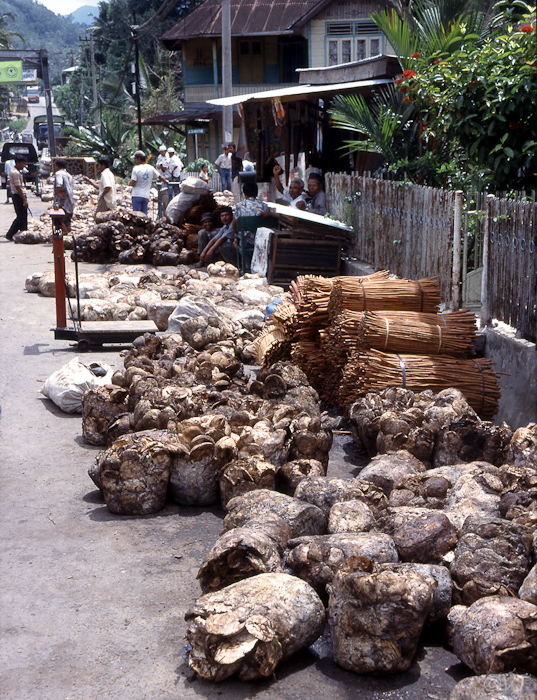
273, 164, 307, 209
156, 144, 171, 210
214, 145, 232, 192
129, 150, 168, 216
167, 147, 183, 194
83, 157, 117, 219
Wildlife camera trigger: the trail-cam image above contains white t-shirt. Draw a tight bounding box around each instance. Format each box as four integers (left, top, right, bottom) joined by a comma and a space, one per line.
215, 152, 232, 170
168, 155, 183, 180
131, 163, 160, 198
99, 167, 117, 209
282, 190, 307, 208
156, 153, 170, 178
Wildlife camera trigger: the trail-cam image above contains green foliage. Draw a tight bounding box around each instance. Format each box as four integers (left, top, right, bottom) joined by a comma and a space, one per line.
184, 157, 216, 175
405, 14, 537, 189
0, 0, 84, 81
67, 116, 135, 176
330, 86, 418, 163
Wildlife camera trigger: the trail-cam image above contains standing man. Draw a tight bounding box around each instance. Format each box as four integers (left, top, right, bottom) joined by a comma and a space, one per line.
273, 164, 307, 210
5, 155, 28, 240
228, 142, 243, 202
167, 147, 184, 195
4, 158, 15, 204
83, 157, 117, 219
129, 150, 168, 216
156, 144, 171, 211
214, 144, 232, 192
53, 158, 75, 234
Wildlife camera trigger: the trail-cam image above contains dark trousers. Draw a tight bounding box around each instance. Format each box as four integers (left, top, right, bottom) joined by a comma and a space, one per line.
6, 194, 28, 239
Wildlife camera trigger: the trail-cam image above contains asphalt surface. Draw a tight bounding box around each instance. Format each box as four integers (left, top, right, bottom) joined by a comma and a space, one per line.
0, 191, 467, 699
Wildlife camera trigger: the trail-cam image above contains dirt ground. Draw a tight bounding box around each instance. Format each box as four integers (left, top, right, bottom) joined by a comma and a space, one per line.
0, 192, 468, 699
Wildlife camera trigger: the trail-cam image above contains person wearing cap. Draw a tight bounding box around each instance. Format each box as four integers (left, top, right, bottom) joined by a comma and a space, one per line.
156, 145, 171, 209
167, 147, 184, 194
129, 150, 168, 216
198, 206, 236, 266
196, 212, 216, 266
214, 144, 232, 192
306, 172, 328, 216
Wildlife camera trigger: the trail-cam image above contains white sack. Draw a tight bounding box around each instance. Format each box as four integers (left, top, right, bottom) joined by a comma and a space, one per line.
41, 357, 113, 413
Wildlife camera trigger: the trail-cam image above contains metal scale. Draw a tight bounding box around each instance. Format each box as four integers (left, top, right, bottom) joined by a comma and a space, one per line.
50, 209, 158, 351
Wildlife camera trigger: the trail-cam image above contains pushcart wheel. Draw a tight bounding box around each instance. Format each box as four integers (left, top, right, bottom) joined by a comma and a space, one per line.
78, 339, 91, 352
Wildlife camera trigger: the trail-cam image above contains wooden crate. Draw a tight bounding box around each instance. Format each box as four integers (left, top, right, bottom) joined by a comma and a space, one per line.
268, 234, 341, 286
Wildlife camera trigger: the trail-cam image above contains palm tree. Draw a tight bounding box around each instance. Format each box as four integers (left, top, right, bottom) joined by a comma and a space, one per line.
0, 12, 23, 48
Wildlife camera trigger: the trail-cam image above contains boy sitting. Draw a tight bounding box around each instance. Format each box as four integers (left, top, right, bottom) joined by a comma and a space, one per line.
198, 206, 236, 266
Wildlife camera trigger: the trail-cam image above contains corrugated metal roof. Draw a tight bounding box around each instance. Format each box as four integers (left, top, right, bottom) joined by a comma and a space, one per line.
160, 0, 324, 45
207, 78, 393, 106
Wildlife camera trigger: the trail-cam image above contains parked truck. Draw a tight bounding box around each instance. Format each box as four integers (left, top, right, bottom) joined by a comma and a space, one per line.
27, 86, 40, 104
0, 142, 39, 191
33, 114, 65, 150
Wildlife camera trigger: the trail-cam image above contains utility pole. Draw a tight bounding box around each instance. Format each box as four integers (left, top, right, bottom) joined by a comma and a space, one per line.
89, 31, 99, 129
132, 13, 143, 150
39, 49, 57, 158
221, 0, 233, 144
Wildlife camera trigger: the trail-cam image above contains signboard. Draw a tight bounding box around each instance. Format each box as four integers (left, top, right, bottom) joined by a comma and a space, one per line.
187, 128, 206, 135
0, 60, 23, 83
22, 68, 38, 82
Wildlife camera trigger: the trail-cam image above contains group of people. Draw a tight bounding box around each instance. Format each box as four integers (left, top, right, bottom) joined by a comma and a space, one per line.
196, 181, 269, 268
273, 164, 328, 215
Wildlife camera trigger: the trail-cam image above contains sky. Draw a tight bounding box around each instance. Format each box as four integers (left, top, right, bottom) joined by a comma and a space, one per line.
37, 0, 100, 16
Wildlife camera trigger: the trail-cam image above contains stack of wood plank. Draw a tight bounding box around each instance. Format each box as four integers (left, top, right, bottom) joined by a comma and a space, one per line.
256, 272, 499, 420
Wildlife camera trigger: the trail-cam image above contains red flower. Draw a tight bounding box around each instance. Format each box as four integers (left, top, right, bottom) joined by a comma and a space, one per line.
520, 24, 534, 33
395, 77, 404, 85
510, 122, 519, 130
404, 97, 411, 103
433, 59, 441, 64
402, 69, 417, 79
411, 52, 421, 58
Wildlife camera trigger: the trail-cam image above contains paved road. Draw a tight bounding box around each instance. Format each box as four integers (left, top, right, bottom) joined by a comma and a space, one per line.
0, 196, 466, 699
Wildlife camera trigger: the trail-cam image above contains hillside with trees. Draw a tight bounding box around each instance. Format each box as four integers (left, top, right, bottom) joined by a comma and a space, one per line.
0, 0, 84, 81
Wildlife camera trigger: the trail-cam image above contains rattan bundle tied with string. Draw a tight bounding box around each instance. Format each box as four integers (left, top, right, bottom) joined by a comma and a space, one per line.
339, 349, 499, 420
359, 309, 476, 357
252, 325, 291, 368
329, 276, 441, 319
268, 301, 298, 339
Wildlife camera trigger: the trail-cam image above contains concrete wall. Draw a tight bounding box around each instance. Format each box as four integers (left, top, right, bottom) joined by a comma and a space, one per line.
484, 326, 537, 429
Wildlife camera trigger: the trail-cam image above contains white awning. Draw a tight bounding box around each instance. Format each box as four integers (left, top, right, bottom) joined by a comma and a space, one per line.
206, 78, 393, 107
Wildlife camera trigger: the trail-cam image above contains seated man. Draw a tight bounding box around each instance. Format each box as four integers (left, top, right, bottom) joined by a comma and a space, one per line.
235, 182, 269, 243
196, 213, 216, 266
273, 164, 307, 210
306, 173, 328, 216
198, 206, 236, 266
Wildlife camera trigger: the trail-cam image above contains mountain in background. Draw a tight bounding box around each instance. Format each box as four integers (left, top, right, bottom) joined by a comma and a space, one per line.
0, 0, 85, 82
69, 5, 98, 26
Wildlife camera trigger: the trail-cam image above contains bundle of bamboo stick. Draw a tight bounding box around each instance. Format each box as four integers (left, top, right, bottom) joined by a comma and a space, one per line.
268, 301, 298, 339
252, 325, 291, 368
329, 276, 441, 319
359, 309, 476, 356
339, 349, 499, 420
